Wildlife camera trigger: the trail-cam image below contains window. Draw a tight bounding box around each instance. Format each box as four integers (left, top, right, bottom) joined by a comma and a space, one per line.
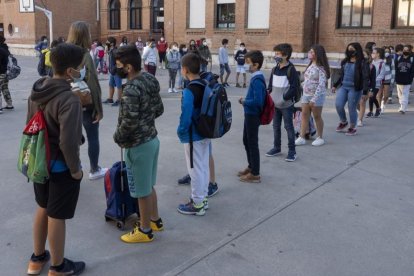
216, 0, 235, 29
247, 0, 270, 29
395, 0, 414, 27
189, 0, 206, 28
109, 0, 121, 30
338, 0, 373, 28
151, 0, 164, 32
130, 0, 142, 29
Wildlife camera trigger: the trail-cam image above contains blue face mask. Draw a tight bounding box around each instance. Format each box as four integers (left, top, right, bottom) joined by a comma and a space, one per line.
274, 56, 283, 64
72, 66, 86, 83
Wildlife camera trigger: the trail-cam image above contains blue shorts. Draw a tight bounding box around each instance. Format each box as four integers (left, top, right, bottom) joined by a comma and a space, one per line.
301, 94, 326, 107
109, 74, 122, 89
220, 63, 231, 76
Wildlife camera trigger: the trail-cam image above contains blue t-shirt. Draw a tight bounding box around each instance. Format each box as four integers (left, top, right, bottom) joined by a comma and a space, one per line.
342, 62, 355, 88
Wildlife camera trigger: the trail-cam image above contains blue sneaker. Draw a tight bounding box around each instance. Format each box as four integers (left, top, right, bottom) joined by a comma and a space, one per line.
207, 182, 219, 198
111, 100, 120, 107
285, 153, 297, 162
266, 148, 282, 157
177, 199, 205, 216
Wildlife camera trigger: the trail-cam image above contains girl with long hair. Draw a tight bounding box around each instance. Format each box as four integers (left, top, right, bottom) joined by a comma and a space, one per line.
357, 49, 376, 127
295, 44, 330, 147
333, 42, 370, 136
378, 46, 395, 112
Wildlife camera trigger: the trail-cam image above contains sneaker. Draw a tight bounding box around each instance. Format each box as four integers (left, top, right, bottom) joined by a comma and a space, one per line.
0, 108, 2, 114
27, 250, 50, 275
374, 109, 381, 117
357, 120, 363, 127
177, 199, 205, 216
265, 148, 282, 157
387, 97, 393, 104
89, 167, 108, 180
203, 198, 209, 210
243, 83, 247, 88
134, 218, 164, 231
120, 226, 154, 243
103, 98, 114, 104
178, 174, 191, 185
173, 88, 178, 93
168, 88, 173, 93
207, 182, 219, 198
295, 137, 306, 146
399, 110, 406, 114
312, 137, 325, 147
285, 153, 297, 162
336, 122, 348, 132
48, 258, 85, 276
224, 83, 230, 88
236, 83, 241, 88
366, 112, 373, 118
111, 100, 120, 107
237, 167, 251, 177
345, 128, 357, 136
239, 173, 261, 183
4, 105, 14, 110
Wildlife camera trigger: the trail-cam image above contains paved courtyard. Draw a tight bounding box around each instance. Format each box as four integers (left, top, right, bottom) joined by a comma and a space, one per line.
1, 56, 414, 276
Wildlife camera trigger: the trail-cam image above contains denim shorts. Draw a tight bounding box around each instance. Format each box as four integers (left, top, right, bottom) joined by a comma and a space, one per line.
220, 63, 231, 76
109, 74, 122, 89
236, 64, 246, 74
301, 94, 326, 107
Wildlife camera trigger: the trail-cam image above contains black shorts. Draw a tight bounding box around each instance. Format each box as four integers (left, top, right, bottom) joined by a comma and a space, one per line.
34, 170, 81, 220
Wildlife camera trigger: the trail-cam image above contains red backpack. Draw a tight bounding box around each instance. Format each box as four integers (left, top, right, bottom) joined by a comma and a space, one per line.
261, 90, 275, 125
97, 49, 105, 59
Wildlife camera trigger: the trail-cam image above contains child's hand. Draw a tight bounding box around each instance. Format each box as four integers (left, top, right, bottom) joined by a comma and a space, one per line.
239, 97, 244, 105
331, 87, 336, 94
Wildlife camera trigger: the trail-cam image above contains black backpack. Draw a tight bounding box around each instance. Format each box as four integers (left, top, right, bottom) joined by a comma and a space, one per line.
287, 64, 303, 103
37, 51, 47, 76
6, 54, 21, 80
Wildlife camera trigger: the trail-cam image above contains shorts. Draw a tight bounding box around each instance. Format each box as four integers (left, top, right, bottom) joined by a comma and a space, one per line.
382, 81, 391, 85
301, 94, 326, 107
109, 74, 122, 89
236, 64, 246, 74
125, 137, 160, 198
220, 63, 231, 76
34, 170, 81, 220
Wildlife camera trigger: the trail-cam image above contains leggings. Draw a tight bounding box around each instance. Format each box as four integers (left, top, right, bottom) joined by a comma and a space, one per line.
369, 88, 380, 112
168, 69, 177, 88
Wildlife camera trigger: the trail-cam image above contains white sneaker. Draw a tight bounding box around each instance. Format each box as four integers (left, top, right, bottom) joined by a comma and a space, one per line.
168, 88, 173, 93
89, 167, 108, 180
295, 137, 306, 146
357, 120, 363, 127
173, 88, 178, 93
312, 137, 325, 147
0, 108, 3, 114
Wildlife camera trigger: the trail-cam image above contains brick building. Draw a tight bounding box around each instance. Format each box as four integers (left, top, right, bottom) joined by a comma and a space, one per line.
0, 0, 99, 55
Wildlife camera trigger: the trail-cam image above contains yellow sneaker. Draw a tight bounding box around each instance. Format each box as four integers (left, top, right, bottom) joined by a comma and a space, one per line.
120, 226, 154, 243
134, 218, 164, 232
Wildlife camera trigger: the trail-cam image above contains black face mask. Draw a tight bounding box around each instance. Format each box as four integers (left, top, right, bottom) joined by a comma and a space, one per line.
348, 50, 357, 57
116, 67, 128, 79
403, 51, 411, 56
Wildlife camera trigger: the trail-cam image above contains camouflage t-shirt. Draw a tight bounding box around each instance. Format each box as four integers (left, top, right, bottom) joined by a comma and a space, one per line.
114, 72, 164, 148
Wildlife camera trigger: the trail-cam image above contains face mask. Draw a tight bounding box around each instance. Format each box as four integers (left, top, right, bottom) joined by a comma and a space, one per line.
403, 51, 411, 56
274, 56, 283, 63
173, 46, 178, 51
161, 38, 165, 42
71, 67, 85, 83
116, 67, 128, 79
203, 42, 207, 46
43, 39, 48, 43
191, 42, 195, 46
385, 52, 390, 58
183, 48, 188, 52
348, 50, 356, 57
240, 47, 245, 51
151, 44, 156, 48
247, 64, 255, 74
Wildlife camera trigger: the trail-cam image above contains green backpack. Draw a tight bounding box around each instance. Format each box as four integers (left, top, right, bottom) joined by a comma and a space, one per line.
17, 108, 51, 184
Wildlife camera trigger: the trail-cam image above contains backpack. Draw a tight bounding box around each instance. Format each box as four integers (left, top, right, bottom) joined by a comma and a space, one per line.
286, 64, 303, 103
188, 72, 232, 167
37, 52, 47, 76
97, 49, 105, 59
254, 78, 274, 125
17, 108, 51, 184
6, 54, 21, 81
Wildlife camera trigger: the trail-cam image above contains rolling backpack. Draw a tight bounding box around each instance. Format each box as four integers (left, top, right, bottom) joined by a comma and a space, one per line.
6, 54, 21, 81
188, 72, 232, 167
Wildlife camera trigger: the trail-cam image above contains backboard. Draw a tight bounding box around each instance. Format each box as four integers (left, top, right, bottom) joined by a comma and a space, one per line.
19, 0, 35, 13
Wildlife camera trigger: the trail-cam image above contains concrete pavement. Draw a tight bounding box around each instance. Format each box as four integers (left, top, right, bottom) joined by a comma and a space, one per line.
1, 56, 414, 276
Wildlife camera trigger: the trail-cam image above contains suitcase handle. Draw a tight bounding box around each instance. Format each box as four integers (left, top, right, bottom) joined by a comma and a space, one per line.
120, 148, 124, 192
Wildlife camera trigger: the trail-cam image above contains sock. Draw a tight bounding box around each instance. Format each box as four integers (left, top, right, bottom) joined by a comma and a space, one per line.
51, 261, 65, 271
31, 251, 47, 261
140, 227, 152, 234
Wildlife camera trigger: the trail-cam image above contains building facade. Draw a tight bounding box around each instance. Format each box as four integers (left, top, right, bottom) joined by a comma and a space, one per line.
0, 0, 99, 55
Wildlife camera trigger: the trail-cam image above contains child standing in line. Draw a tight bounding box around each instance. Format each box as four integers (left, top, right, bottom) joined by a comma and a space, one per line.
237, 50, 266, 183
395, 45, 414, 114
166, 42, 181, 93
357, 49, 376, 127
367, 47, 386, 118
177, 44, 188, 90
235, 43, 247, 88
219, 39, 231, 87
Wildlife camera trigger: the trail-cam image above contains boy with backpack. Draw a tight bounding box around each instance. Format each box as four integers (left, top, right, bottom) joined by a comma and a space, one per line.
395, 45, 414, 114
235, 42, 247, 88
26, 43, 85, 275
219, 39, 231, 87
238, 50, 266, 183
177, 53, 211, 216
266, 43, 299, 162
0, 35, 13, 112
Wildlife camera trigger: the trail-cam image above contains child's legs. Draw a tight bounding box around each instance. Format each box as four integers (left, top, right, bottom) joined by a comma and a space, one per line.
359, 96, 368, 120
347, 88, 362, 127
243, 73, 246, 84
371, 88, 380, 110
219, 64, 225, 83
0, 75, 12, 105
377, 86, 384, 106
245, 115, 261, 176
281, 106, 296, 154
33, 207, 48, 256
300, 103, 311, 138
224, 64, 231, 82
168, 69, 173, 88
243, 119, 251, 168
312, 106, 324, 138
209, 145, 215, 184
272, 108, 283, 150
171, 70, 178, 88
236, 72, 240, 83
184, 140, 210, 204
381, 85, 390, 106
335, 86, 349, 123
402, 85, 410, 110
48, 217, 66, 266
397, 84, 404, 105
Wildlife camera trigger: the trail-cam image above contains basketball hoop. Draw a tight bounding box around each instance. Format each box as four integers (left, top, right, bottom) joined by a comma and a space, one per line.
19, 0, 34, 13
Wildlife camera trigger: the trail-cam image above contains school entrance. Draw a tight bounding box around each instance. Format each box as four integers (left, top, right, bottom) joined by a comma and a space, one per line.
150, 0, 164, 36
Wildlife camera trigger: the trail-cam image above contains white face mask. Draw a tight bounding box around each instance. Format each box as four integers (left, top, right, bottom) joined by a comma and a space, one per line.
183, 48, 188, 52
240, 47, 245, 51
172, 46, 178, 51
385, 52, 390, 58
203, 42, 207, 46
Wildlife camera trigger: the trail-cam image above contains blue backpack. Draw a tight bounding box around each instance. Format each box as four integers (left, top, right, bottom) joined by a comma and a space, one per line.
189, 72, 232, 139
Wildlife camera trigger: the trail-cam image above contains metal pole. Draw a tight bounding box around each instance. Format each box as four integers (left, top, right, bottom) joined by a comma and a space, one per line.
35, 5, 53, 42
